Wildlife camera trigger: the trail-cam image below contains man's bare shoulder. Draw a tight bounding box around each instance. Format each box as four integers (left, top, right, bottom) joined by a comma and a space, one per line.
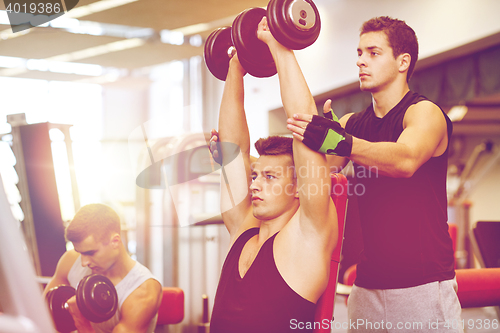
407, 99, 443, 118
55, 250, 80, 275
115, 278, 163, 332
43, 250, 80, 294
127, 278, 162, 303
404, 100, 447, 131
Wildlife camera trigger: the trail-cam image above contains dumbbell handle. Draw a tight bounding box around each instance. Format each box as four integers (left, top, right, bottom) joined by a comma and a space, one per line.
227, 46, 236, 59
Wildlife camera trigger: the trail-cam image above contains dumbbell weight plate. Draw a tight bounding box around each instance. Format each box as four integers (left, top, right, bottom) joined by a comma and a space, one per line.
267, 0, 321, 50
76, 274, 118, 323
231, 7, 277, 78
46, 285, 77, 333
204, 27, 234, 81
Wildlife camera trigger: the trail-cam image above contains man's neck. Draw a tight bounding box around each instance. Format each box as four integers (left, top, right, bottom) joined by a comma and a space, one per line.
371, 82, 410, 118
105, 249, 136, 282
257, 206, 299, 245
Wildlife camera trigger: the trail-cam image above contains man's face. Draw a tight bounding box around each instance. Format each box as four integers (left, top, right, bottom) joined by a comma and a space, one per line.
73, 234, 115, 274
356, 31, 400, 92
249, 155, 298, 220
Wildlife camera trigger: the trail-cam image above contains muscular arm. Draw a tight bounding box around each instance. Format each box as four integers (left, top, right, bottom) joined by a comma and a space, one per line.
350, 101, 448, 177
287, 100, 447, 178
112, 279, 163, 333
260, 19, 336, 242
43, 250, 79, 297
218, 55, 257, 239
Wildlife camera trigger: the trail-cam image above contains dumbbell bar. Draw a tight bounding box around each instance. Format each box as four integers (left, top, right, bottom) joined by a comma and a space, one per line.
204, 0, 321, 81
46, 274, 118, 333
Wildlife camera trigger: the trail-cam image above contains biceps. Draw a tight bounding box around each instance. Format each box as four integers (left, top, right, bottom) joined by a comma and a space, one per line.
44, 265, 71, 294
399, 102, 448, 161
397, 123, 445, 164
116, 306, 156, 333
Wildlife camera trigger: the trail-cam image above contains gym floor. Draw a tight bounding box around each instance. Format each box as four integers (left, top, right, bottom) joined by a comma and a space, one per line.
331, 295, 499, 333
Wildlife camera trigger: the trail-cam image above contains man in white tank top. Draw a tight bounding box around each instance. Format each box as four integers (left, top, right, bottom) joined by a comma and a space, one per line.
43, 204, 162, 333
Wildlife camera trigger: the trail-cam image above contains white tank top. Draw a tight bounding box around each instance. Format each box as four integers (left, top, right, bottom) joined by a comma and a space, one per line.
68, 255, 161, 333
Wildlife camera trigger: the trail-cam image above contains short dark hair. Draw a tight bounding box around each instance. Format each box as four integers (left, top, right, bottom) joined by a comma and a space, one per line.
360, 16, 419, 82
254, 136, 293, 160
65, 204, 121, 244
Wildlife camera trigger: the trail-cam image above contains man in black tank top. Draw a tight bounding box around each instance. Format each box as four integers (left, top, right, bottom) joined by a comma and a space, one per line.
287, 17, 463, 332
209, 18, 338, 333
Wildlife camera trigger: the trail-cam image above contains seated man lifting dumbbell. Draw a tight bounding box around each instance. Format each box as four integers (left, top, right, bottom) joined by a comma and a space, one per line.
43, 204, 163, 333
207, 11, 337, 333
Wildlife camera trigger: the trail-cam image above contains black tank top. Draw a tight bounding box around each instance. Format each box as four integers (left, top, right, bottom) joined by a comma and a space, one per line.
345, 91, 455, 289
210, 228, 316, 333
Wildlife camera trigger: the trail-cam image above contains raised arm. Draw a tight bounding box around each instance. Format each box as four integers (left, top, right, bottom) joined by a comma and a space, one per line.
258, 18, 336, 241
218, 55, 258, 238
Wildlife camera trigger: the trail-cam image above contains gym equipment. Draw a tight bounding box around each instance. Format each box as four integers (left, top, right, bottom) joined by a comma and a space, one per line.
231, 7, 277, 79
46, 285, 77, 333
204, 0, 321, 80
0, 174, 55, 332
343, 266, 500, 309
455, 268, 500, 308
204, 8, 276, 81
156, 287, 185, 326
471, 221, 500, 268
204, 27, 234, 81
197, 294, 210, 333
267, 0, 321, 50
46, 274, 118, 333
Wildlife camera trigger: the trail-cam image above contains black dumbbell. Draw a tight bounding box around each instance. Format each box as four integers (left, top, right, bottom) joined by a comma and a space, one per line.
204, 26, 235, 82
204, 8, 276, 82
232, 7, 277, 79
267, 0, 321, 50
46, 274, 118, 333
204, 0, 321, 81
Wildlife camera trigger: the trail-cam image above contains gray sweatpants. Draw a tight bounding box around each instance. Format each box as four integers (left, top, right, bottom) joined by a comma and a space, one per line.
347, 279, 463, 333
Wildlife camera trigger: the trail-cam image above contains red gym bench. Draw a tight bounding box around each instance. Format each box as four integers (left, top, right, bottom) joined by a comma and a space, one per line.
156, 287, 184, 327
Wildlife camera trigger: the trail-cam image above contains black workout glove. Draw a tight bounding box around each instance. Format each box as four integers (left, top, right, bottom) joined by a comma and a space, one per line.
302, 111, 352, 157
